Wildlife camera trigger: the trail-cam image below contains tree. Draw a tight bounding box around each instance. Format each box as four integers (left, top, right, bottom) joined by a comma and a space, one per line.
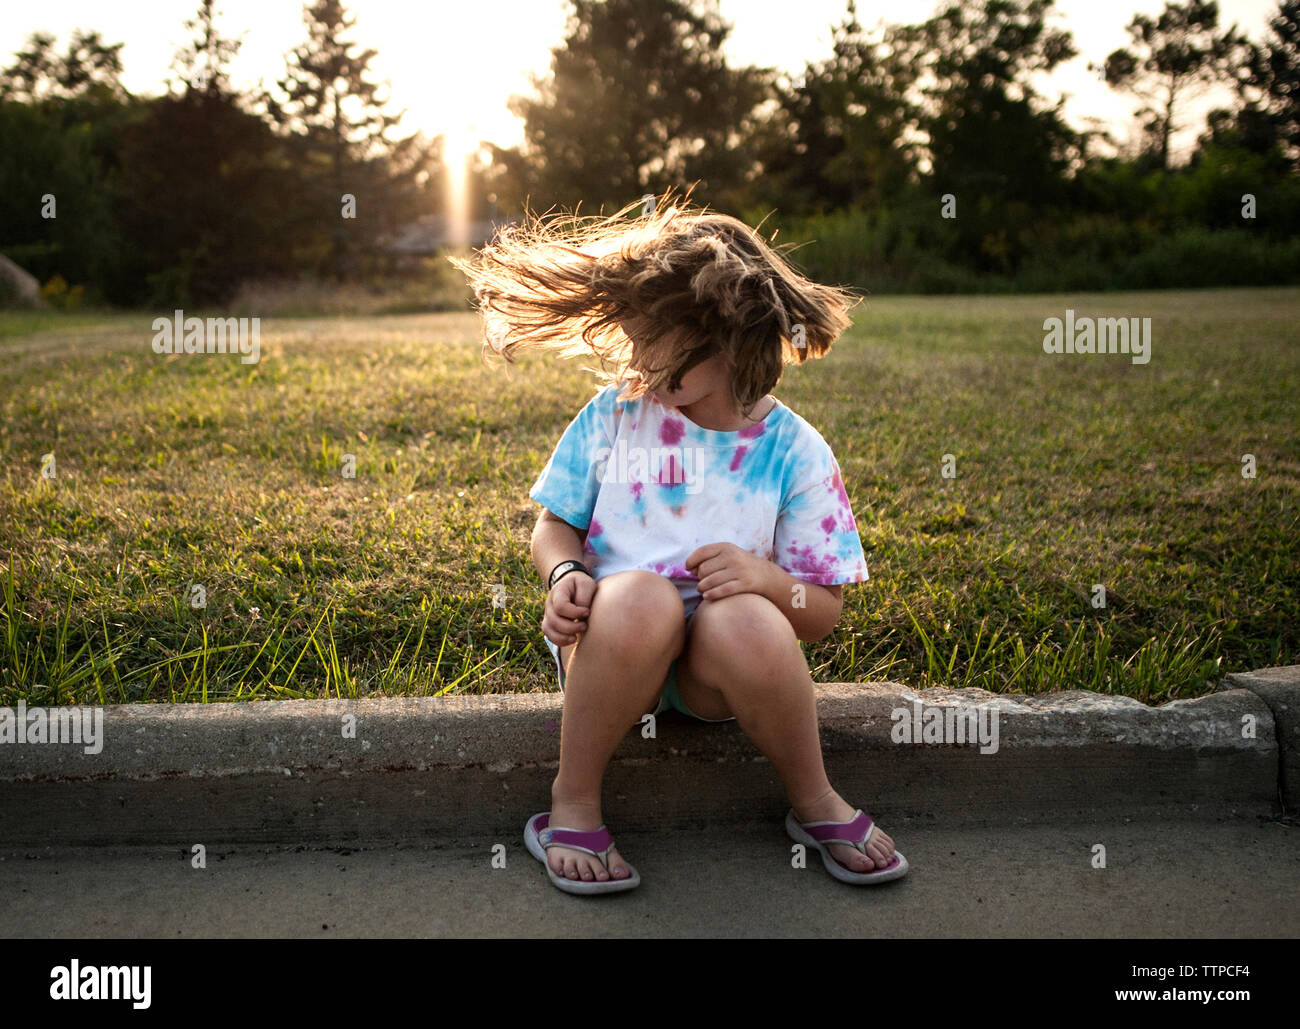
111, 93, 300, 305
1099, 0, 1248, 170
93, 0, 301, 306
0, 29, 130, 297
915, 1, 1080, 272
167, 0, 244, 99
267, 0, 426, 278
503, 0, 770, 214
1237, 0, 1300, 168
0, 100, 121, 294
0, 30, 126, 104
755, 1, 921, 214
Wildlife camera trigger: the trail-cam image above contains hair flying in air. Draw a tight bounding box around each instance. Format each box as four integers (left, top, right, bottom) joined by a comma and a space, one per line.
449, 187, 862, 415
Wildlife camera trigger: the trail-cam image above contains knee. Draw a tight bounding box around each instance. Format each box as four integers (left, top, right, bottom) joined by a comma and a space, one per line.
588, 571, 685, 651
689, 592, 799, 676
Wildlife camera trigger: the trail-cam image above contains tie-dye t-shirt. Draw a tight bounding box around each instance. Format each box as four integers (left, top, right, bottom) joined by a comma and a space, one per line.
530, 384, 868, 616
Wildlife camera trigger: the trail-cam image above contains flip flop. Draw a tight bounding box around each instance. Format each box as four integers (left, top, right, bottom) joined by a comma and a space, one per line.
785, 808, 909, 884
524, 812, 641, 895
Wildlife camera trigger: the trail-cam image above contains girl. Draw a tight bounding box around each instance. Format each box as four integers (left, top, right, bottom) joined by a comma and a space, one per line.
451, 191, 907, 894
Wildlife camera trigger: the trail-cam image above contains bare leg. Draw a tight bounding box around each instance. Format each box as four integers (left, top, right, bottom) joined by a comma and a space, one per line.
674, 593, 897, 871
548, 571, 685, 882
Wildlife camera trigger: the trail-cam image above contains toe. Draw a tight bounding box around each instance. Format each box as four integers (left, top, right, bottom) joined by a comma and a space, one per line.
833, 844, 871, 872
546, 842, 630, 885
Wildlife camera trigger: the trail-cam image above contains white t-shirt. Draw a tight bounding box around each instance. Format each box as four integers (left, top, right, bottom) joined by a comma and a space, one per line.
530, 384, 869, 615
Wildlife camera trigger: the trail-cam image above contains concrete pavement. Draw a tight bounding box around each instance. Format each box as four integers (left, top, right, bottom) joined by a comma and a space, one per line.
3, 815, 1295, 937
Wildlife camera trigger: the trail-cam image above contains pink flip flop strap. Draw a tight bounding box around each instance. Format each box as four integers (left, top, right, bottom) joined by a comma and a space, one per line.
535, 813, 614, 859
802, 809, 874, 851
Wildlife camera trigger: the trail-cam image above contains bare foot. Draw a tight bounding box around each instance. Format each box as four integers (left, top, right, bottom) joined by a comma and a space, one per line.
545, 798, 633, 883
792, 789, 897, 872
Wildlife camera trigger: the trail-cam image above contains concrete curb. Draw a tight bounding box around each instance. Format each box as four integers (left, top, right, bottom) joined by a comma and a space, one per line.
0, 672, 1291, 846
1218, 664, 1299, 811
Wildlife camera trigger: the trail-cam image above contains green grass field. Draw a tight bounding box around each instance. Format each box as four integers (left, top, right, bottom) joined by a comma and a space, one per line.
1, 288, 1296, 705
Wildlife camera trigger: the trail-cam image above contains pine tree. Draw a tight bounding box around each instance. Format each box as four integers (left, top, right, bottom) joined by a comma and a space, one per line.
168, 0, 243, 98
267, 0, 413, 278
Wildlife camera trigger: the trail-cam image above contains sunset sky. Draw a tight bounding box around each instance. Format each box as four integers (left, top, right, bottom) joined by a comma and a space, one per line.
2, 1, 1282, 163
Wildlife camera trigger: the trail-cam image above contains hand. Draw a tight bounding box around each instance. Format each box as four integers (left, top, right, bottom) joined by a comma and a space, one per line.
542, 571, 596, 646
685, 542, 776, 602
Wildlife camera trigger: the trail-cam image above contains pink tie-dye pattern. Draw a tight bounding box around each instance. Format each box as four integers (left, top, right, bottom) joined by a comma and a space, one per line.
825, 470, 856, 531
738, 422, 766, 440
659, 418, 685, 446
658, 454, 682, 484
785, 543, 841, 582
630, 482, 643, 500
651, 561, 695, 579
830, 470, 851, 508
729, 446, 748, 472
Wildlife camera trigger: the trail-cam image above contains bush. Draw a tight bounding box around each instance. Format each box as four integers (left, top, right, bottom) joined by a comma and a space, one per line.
39, 274, 85, 310
1117, 229, 1300, 289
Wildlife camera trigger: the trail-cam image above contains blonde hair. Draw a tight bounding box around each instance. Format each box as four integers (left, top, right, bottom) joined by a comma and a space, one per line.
449, 188, 862, 415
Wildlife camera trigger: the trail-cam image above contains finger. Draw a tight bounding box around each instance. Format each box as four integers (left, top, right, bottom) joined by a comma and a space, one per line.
543, 610, 585, 639
696, 570, 739, 596
556, 579, 591, 608
571, 576, 598, 607
551, 583, 590, 613
700, 579, 741, 601
685, 543, 721, 571
553, 597, 590, 620
544, 625, 581, 646
691, 556, 731, 581
551, 615, 587, 638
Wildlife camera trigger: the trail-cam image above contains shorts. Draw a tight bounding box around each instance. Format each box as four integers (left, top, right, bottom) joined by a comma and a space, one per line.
542, 628, 735, 723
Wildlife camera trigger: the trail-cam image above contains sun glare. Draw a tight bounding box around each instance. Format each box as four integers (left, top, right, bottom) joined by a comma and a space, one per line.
442, 124, 480, 249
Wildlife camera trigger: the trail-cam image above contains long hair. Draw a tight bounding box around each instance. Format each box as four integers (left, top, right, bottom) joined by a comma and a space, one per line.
449, 188, 862, 415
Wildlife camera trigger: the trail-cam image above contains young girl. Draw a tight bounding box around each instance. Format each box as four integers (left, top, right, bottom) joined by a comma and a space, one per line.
452, 191, 907, 894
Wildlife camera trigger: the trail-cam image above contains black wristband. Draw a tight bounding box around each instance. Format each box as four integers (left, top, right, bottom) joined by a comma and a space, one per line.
548, 560, 592, 591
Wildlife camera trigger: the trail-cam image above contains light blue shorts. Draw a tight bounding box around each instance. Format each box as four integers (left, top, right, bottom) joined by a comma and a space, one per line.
542, 630, 734, 723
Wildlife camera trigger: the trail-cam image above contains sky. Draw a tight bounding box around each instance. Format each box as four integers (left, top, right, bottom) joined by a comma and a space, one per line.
1, 0, 1283, 163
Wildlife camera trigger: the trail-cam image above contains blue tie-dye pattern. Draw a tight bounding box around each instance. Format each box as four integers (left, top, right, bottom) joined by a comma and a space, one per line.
529, 385, 868, 604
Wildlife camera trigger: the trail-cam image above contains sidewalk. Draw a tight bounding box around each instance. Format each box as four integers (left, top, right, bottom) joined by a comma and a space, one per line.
5, 817, 1296, 937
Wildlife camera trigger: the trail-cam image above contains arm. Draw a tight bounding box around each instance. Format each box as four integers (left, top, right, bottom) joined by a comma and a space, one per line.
755, 563, 843, 642
531, 508, 596, 645
530, 507, 587, 582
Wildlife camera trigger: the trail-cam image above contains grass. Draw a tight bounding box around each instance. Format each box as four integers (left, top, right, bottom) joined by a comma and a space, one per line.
1, 288, 1297, 704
